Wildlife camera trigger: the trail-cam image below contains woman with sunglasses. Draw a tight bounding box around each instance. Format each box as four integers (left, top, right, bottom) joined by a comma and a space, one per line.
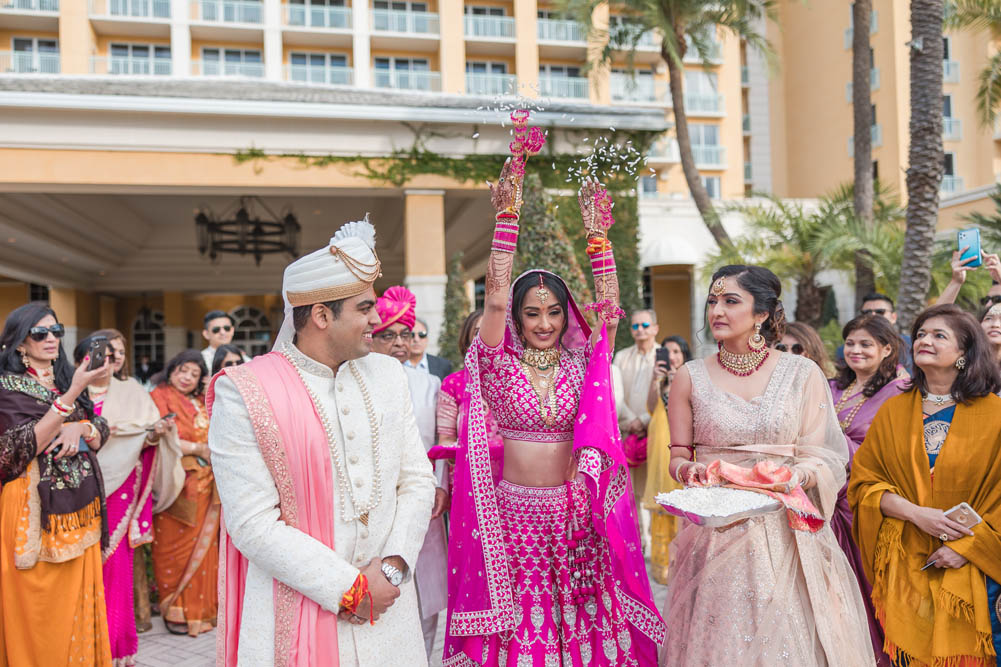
73, 336, 184, 666
828, 314, 908, 666
0, 302, 114, 664
775, 321, 833, 376
210, 343, 245, 376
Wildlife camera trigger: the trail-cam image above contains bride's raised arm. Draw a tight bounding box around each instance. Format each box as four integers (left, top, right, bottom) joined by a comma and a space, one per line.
577, 177, 623, 349
479, 158, 521, 348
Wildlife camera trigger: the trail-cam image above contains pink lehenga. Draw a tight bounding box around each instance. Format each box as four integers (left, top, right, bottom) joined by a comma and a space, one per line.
442, 271, 665, 667
660, 355, 876, 666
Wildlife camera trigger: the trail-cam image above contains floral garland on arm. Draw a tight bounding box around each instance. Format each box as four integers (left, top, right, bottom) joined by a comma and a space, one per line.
579, 178, 626, 323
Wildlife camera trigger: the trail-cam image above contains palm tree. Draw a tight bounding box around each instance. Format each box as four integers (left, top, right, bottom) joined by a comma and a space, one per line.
947, 0, 1001, 126
564, 0, 776, 251
851, 0, 876, 308
897, 0, 945, 331
962, 183, 1001, 248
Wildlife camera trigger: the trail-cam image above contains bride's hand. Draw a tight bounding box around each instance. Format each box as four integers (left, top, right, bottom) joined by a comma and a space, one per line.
577, 177, 600, 234
488, 158, 518, 213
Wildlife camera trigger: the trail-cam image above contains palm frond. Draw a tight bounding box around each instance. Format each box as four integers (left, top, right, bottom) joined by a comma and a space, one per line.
975, 51, 1001, 126
946, 0, 1001, 32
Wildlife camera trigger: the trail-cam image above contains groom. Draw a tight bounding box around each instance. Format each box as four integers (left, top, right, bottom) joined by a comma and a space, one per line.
207, 219, 436, 666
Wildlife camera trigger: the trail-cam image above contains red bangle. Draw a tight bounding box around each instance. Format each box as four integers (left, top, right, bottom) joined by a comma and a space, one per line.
340, 574, 373, 625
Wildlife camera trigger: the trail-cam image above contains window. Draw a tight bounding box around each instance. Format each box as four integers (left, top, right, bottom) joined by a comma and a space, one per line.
132, 309, 165, 370
641, 267, 652, 308
872, 160, 879, 181
466, 61, 507, 74
943, 94, 953, 117
944, 152, 956, 176
374, 0, 426, 10
943, 36, 951, 60
229, 306, 271, 357
110, 43, 170, 74
28, 284, 49, 302
685, 70, 718, 93
871, 103, 877, 125
640, 175, 658, 196
474, 277, 485, 311
703, 176, 721, 200
539, 64, 580, 78
288, 0, 347, 28
689, 123, 720, 146
202, 48, 262, 76
374, 56, 431, 89
464, 5, 504, 15
12, 38, 58, 73
290, 52, 348, 83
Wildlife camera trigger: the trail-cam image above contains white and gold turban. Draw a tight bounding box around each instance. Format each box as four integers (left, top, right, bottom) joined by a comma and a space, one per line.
273, 216, 381, 349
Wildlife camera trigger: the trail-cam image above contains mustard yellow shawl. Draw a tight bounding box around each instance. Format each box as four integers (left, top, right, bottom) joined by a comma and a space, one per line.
848, 390, 1001, 667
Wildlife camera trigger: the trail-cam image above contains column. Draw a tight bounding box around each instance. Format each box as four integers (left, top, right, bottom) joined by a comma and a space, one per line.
58, 0, 97, 74
352, 0, 371, 88
161, 291, 188, 361
49, 287, 80, 354
438, 0, 465, 94
587, 2, 610, 105
513, 0, 538, 95
404, 190, 447, 354
170, 0, 191, 76
264, 0, 283, 80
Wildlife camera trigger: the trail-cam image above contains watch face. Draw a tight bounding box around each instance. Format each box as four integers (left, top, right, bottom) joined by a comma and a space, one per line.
390, 571, 403, 586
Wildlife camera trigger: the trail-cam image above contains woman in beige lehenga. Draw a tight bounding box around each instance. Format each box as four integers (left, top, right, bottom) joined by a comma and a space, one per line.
660, 265, 875, 666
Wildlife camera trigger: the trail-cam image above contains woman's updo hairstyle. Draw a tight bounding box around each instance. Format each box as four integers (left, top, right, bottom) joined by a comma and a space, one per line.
708, 265, 787, 344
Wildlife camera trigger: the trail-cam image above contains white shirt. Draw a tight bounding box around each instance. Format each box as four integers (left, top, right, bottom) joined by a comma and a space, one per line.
404, 353, 429, 373
612, 344, 657, 429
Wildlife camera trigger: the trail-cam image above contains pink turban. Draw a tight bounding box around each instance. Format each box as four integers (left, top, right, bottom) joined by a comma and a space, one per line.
374, 285, 417, 333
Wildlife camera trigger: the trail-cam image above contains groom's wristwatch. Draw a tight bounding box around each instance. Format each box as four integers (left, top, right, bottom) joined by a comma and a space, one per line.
380, 562, 405, 587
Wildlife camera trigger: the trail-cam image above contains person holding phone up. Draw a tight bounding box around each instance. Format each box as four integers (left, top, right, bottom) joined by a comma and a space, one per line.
0, 302, 114, 665
849, 304, 1001, 667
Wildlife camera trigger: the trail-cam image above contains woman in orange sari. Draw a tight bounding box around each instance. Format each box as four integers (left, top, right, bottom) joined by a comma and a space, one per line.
149, 349, 218, 637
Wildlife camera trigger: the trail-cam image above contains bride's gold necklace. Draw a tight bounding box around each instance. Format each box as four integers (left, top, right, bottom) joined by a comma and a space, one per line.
520, 347, 560, 426
521, 346, 560, 371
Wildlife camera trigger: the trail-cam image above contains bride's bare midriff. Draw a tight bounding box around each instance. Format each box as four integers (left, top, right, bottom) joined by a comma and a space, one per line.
502, 438, 574, 487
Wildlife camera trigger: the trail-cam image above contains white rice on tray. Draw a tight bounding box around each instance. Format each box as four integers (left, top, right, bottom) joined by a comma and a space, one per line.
656, 487, 777, 518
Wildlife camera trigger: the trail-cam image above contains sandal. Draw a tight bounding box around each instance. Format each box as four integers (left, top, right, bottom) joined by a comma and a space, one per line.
165, 621, 188, 636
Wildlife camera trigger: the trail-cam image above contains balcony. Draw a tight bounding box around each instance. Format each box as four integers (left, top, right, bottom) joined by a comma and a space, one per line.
742, 113, 750, 134
0, 50, 60, 73
609, 73, 666, 104
372, 9, 438, 34
682, 35, 722, 64
90, 0, 169, 17
465, 72, 516, 96
90, 55, 172, 74
647, 137, 680, 165
193, 0, 262, 22
941, 175, 964, 195
537, 18, 586, 42
284, 3, 350, 29
1, 0, 58, 30
741, 65, 748, 87
847, 124, 883, 154
192, 59, 265, 77
844, 9, 878, 48
285, 63, 352, 85
744, 162, 752, 182
845, 67, 880, 100
684, 91, 724, 115
538, 74, 588, 99
464, 14, 514, 39
943, 59, 960, 83
692, 144, 726, 169
943, 116, 962, 141
372, 68, 440, 92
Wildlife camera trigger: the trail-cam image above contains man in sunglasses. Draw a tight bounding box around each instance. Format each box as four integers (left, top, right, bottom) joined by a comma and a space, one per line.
200, 310, 247, 371
406, 317, 452, 382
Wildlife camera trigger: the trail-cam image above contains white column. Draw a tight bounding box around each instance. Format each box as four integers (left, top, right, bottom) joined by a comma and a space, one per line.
407, 276, 447, 354
352, 0, 370, 88
163, 325, 187, 361
264, 0, 282, 80
747, 15, 773, 194
62, 326, 80, 362
171, 0, 191, 76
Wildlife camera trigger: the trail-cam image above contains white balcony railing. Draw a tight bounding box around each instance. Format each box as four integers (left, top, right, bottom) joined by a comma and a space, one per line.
0, 0, 58, 10
844, 9, 878, 48
372, 68, 440, 91
647, 137, 680, 163
90, 55, 172, 74
284, 3, 349, 28
371, 9, 438, 34
684, 91, 723, 114
941, 175, 964, 195
0, 51, 60, 73
285, 63, 352, 85
943, 116, 962, 141
847, 124, 884, 153
192, 59, 265, 77
692, 144, 726, 169
537, 18, 586, 42
609, 73, 663, 104
538, 74, 588, 99
464, 14, 514, 38
90, 0, 169, 17
683, 35, 722, 63
465, 72, 516, 96
943, 59, 960, 83
194, 0, 262, 23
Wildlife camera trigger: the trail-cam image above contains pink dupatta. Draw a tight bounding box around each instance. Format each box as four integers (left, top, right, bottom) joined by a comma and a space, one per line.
207, 353, 339, 667
443, 270, 664, 665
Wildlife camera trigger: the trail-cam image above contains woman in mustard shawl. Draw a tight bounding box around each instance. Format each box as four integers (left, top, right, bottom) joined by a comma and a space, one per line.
849, 304, 1001, 667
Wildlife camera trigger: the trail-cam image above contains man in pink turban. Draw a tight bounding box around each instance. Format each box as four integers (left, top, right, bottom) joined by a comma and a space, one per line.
372, 285, 448, 659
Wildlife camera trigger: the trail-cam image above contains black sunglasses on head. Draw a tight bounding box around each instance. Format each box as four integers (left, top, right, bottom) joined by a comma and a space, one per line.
981, 295, 1001, 307
416, 331, 428, 339
28, 324, 65, 342
775, 342, 804, 355
211, 325, 233, 334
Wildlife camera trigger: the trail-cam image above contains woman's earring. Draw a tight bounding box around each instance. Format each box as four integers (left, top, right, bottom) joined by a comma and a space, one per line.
956, 357, 967, 371
748, 323, 766, 352
18, 349, 29, 370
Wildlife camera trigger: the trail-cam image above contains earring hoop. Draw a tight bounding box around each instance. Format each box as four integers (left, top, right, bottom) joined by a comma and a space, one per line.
748, 323, 766, 352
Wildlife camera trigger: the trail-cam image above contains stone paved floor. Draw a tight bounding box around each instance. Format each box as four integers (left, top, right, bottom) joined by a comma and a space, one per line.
136, 563, 669, 666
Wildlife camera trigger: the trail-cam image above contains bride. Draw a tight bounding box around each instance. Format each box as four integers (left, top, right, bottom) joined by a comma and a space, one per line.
659, 265, 876, 666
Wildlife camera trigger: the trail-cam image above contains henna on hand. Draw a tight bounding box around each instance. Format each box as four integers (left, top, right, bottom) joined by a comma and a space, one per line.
489, 158, 518, 213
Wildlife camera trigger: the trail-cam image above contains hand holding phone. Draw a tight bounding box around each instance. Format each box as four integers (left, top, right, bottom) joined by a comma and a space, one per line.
87, 335, 109, 371
958, 228, 983, 269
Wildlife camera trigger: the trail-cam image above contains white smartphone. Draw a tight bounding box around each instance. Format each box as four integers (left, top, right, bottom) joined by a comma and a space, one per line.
944, 502, 982, 528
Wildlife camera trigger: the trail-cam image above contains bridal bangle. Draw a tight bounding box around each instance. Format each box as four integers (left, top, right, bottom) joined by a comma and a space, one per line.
492, 214, 520, 254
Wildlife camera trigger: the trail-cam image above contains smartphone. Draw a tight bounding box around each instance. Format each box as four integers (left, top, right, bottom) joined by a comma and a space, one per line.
655, 347, 671, 368
958, 228, 983, 268
52, 437, 89, 457
944, 502, 982, 528
146, 412, 177, 431
87, 335, 109, 371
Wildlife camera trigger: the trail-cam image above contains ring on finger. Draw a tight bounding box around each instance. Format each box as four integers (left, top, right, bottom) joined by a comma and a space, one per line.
940, 532, 949, 541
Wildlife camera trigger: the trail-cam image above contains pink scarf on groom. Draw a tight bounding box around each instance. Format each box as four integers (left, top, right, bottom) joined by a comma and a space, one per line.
207, 352, 339, 667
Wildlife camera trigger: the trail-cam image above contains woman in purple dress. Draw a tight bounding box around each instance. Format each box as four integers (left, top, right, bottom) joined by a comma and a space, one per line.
829, 314, 908, 666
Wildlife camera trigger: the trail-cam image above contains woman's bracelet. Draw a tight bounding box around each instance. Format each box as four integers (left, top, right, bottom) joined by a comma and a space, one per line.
491, 214, 520, 254
50, 397, 73, 418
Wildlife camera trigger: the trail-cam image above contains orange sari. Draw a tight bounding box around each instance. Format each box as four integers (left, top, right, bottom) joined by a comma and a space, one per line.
150, 384, 219, 637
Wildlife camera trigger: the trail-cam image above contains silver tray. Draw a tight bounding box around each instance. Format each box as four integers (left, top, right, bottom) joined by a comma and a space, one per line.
658, 496, 783, 528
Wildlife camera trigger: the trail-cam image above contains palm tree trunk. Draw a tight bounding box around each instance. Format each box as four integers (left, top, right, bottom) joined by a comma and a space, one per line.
795, 276, 825, 329
898, 0, 945, 332
663, 42, 734, 251
852, 0, 876, 309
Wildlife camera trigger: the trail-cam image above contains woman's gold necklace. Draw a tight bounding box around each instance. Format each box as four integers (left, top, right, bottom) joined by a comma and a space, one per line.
717, 345, 769, 377
521, 347, 560, 371
520, 348, 560, 426
834, 380, 866, 430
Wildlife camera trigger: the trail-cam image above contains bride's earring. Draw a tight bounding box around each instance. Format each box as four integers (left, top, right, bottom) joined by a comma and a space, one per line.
748, 323, 765, 352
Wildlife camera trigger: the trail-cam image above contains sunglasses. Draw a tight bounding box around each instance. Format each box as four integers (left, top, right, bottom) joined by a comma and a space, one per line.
376, 330, 413, 342
416, 331, 428, 339
631, 322, 652, 331
861, 308, 888, 316
210, 325, 233, 334
222, 360, 242, 368
981, 295, 1001, 307
774, 342, 804, 355
28, 324, 65, 342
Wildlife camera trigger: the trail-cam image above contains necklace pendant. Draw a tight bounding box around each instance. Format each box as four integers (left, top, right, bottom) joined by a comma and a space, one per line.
359, 512, 369, 526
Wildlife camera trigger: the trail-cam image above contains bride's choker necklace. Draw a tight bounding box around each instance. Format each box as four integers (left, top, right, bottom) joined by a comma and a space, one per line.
521, 346, 560, 371
717, 343, 769, 377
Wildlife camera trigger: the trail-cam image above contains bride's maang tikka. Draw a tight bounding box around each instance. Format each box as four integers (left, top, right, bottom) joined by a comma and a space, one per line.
711, 276, 727, 297
537, 273, 550, 303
